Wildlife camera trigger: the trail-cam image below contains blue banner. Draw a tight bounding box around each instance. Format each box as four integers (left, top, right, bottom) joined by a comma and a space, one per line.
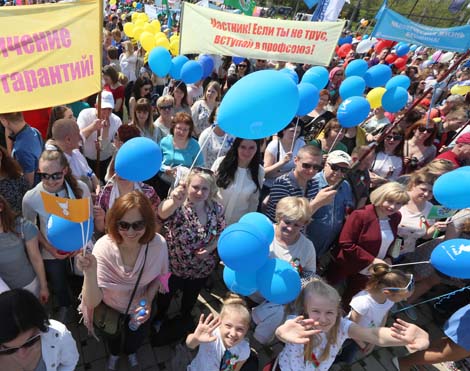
372, 8, 470, 53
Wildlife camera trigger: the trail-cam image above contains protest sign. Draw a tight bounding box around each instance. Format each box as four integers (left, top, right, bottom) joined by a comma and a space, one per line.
372, 7, 470, 53
0, 0, 101, 113
180, 2, 344, 66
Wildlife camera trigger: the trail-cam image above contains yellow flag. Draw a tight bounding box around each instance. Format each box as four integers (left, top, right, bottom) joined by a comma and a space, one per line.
40, 192, 90, 223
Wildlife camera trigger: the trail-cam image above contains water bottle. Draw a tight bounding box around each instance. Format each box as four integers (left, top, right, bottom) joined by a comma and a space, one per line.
128, 299, 147, 331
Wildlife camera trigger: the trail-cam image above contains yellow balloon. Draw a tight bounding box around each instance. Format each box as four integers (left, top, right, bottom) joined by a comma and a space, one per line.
133, 26, 144, 40
143, 23, 153, 33
138, 13, 149, 22
169, 39, 179, 56
154, 32, 166, 40
123, 22, 135, 38
170, 33, 179, 41
109, 0, 116, 5
132, 2, 137, 8
155, 36, 170, 50
140, 31, 156, 52
366, 87, 386, 109
450, 84, 470, 96
131, 12, 139, 22
134, 20, 145, 28
151, 20, 161, 33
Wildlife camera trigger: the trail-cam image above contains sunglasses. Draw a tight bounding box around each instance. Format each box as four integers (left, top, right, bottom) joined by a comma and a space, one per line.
192, 166, 214, 175
383, 274, 415, 293
239, 64, 248, 68
301, 162, 323, 171
385, 135, 403, 141
38, 171, 64, 181
329, 163, 349, 173
159, 105, 173, 111
0, 333, 41, 355
117, 220, 146, 231
417, 126, 434, 133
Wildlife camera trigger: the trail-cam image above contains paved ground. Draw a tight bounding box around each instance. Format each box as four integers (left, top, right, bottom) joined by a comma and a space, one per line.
62, 266, 465, 371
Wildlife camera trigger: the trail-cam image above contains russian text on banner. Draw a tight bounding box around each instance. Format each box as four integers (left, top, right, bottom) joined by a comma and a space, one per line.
0, 0, 101, 114
372, 7, 470, 53
180, 2, 344, 66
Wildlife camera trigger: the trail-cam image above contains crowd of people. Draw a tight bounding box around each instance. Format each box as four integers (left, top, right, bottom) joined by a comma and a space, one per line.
1, 3, 470, 371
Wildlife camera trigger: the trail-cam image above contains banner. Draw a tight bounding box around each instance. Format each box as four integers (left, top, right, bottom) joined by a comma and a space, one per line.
311, 0, 346, 22
0, 0, 101, 114
224, 0, 256, 16
372, 7, 470, 53
40, 192, 90, 223
180, 3, 345, 66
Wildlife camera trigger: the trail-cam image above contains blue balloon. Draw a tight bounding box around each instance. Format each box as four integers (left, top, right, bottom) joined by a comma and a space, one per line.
385, 75, 411, 90
239, 212, 275, 245
345, 59, 368, 78
198, 54, 215, 79
115, 137, 162, 181
148, 47, 172, 78
433, 167, 470, 209
136, 2, 142, 9
296, 83, 320, 116
169, 55, 189, 79
301, 66, 329, 90
180, 60, 203, 84
339, 76, 366, 99
337, 96, 371, 128
410, 44, 418, 52
364, 64, 392, 88
232, 56, 245, 65
344, 35, 353, 44
218, 70, 299, 139
217, 222, 270, 272
431, 239, 470, 279
280, 68, 299, 84
256, 258, 301, 304
381, 87, 408, 113
47, 215, 93, 252
396, 43, 410, 57
363, 34, 369, 39
338, 37, 347, 46
223, 266, 258, 295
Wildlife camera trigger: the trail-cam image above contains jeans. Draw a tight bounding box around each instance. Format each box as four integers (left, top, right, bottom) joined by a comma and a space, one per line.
43, 259, 71, 307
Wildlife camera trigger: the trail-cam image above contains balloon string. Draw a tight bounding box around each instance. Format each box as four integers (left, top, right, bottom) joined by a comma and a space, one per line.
216, 133, 228, 159
391, 285, 470, 314
327, 128, 343, 155
185, 125, 215, 182
290, 117, 300, 153
389, 260, 430, 268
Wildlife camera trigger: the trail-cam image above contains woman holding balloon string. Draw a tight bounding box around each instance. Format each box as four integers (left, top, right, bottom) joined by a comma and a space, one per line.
22, 149, 91, 322
191, 81, 221, 138
155, 168, 225, 325
212, 138, 264, 226
403, 119, 438, 174
252, 196, 317, 345
78, 191, 169, 371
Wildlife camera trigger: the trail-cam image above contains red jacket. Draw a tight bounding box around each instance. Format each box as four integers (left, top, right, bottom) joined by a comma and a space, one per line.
327, 204, 401, 283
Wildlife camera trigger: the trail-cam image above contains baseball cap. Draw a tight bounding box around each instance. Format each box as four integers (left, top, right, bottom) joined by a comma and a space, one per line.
99, 90, 115, 109
456, 133, 470, 145
327, 150, 352, 166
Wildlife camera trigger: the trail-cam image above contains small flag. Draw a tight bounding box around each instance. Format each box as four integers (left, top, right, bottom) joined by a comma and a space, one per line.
224, 0, 256, 16
40, 192, 90, 223
375, 0, 387, 20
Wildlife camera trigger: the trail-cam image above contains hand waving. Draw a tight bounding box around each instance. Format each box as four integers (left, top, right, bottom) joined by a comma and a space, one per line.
192, 313, 221, 344
276, 316, 322, 344
390, 318, 430, 352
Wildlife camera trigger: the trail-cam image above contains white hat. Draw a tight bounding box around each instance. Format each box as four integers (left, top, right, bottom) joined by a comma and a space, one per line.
327, 150, 352, 166
99, 90, 115, 109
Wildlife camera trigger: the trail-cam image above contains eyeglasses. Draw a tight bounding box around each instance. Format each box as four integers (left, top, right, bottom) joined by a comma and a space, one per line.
192, 166, 214, 175
383, 274, 415, 293
117, 220, 146, 231
301, 162, 323, 171
385, 135, 403, 141
0, 333, 41, 355
159, 105, 173, 111
329, 163, 349, 173
417, 126, 434, 133
38, 171, 64, 181
281, 218, 305, 228
238, 64, 248, 68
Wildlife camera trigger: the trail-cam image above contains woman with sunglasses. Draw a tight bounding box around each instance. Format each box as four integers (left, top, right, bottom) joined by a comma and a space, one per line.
403, 119, 437, 174
78, 191, 169, 370
370, 127, 405, 188
155, 168, 225, 326
153, 95, 175, 143
0, 289, 79, 371
235, 58, 251, 79
212, 138, 264, 225
22, 149, 90, 322
127, 76, 153, 123
191, 81, 221, 138
327, 182, 410, 311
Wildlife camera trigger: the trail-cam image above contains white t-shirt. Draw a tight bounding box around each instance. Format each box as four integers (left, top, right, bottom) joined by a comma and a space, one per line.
77, 108, 121, 160
270, 234, 316, 274
359, 219, 394, 275
348, 290, 394, 328
278, 316, 352, 371
371, 152, 403, 181
187, 84, 204, 105
398, 202, 434, 255
188, 328, 250, 371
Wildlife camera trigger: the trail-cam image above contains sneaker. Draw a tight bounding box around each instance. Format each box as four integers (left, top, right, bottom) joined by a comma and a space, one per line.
128, 353, 140, 369
56, 306, 68, 323
107, 355, 119, 371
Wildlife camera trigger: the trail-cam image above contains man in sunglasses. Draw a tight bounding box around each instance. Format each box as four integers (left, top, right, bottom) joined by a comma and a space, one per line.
306, 150, 354, 261
264, 145, 337, 222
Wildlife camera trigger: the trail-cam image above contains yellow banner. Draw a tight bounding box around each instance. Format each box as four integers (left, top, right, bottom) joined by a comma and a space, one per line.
180, 3, 345, 66
40, 192, 91, 223
0, 0, 102, 114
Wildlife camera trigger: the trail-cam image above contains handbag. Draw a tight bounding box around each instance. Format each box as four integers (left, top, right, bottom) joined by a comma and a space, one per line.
93, 243, 149, 338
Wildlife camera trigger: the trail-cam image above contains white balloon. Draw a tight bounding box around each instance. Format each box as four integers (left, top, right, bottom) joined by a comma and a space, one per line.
356, 39, 375, 54
440, 52, 454, 64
